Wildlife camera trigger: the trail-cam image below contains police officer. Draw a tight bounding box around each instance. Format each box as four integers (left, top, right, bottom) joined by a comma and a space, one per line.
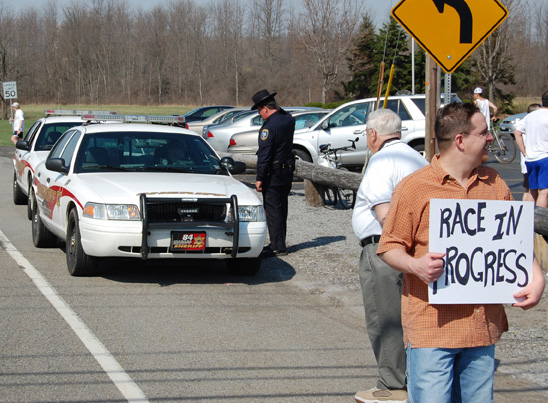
251, 89, 295, 257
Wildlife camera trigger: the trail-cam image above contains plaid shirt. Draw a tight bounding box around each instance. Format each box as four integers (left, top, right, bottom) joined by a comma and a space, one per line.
377, 155, 512, 348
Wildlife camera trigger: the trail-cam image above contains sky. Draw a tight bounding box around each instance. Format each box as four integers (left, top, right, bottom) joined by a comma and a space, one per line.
5, 0, 393, 24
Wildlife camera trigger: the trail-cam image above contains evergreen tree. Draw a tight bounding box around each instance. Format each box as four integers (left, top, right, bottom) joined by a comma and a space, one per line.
343, 13, 376, 99
368, 17, 412, 97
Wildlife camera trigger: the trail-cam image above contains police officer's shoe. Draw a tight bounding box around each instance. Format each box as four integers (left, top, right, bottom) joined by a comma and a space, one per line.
261, 246, 288, 258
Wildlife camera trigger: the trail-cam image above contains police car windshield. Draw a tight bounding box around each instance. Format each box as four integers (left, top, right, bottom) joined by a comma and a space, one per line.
74, 131, 223, 175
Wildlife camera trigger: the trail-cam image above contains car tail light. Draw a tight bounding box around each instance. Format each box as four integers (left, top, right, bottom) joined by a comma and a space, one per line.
207, 131, 214, 138
229, 139, 236, 146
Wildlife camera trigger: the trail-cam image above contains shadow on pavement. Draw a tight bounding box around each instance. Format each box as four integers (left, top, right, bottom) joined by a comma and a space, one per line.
95, 255, 296, 287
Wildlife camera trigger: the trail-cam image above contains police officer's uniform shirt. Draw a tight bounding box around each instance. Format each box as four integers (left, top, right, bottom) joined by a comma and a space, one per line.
352, 140, 428, 241
256, 109, 295, 183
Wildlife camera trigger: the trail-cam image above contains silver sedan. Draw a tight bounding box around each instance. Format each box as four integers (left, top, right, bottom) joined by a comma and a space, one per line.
205, 108, 320, 153
227, 110, 331, 155
185, 107, 250, 135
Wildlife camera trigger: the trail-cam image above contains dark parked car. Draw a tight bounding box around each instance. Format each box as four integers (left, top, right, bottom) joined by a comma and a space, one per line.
183, 105, 235, 123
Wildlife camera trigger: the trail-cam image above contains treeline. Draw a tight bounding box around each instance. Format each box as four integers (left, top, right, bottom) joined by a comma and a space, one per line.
0, 0, 545, 114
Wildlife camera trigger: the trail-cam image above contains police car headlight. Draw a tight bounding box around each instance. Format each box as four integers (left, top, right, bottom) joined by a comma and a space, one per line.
83, 202, 140, 220
227, 205, 265, 222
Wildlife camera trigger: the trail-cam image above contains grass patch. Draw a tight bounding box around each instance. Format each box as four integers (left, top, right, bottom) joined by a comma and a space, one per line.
511, 97, 542, 114
0, 104, 194, 147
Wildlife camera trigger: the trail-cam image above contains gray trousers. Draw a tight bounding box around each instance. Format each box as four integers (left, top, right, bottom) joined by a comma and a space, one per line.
359, 242, 406, 390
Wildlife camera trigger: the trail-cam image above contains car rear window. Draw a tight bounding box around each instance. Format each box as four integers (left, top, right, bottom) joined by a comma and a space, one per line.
410, 98, 426, 115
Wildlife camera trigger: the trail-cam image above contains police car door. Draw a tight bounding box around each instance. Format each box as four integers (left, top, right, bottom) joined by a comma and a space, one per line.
14, 120, 42, 193
317, 101, 372, 166
38, 130, 82, 237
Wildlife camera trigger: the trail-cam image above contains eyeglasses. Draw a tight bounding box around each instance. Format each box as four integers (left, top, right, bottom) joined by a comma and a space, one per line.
463, 129, 491, 139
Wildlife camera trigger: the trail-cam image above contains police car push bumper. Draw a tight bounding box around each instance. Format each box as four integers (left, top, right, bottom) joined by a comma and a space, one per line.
78, 195, 266, 259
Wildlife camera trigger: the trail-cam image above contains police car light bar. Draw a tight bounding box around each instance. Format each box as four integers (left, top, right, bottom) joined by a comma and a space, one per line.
80, 114, 186, 124
44, 109, 118, 116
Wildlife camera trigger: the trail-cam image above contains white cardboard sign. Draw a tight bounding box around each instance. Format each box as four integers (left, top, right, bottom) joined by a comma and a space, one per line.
429, 199, 534, 304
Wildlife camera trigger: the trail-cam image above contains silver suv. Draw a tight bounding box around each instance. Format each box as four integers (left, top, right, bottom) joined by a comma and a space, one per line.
292, 95, 428, 169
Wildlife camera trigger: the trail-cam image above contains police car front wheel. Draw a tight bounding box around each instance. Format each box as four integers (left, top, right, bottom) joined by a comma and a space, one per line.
66, 209, 98, 276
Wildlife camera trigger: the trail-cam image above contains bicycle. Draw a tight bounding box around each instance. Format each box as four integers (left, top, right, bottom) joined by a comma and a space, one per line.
488, 119, 517, 164
317, 139, 358, 209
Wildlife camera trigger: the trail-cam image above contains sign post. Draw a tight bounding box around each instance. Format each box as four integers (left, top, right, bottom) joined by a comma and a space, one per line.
3, 81, 17, 100
3, 81, 18, 120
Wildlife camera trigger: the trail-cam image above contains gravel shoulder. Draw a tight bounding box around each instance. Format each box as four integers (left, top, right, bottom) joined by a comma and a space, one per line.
274, 188, 548, 399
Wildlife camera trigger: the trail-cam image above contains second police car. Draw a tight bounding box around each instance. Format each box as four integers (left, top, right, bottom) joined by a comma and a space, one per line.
30, 114, 267, 277
13, 109, 118, 219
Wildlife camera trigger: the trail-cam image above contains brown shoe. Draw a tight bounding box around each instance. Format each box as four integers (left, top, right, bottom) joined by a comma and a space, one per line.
355, 388, 408, 403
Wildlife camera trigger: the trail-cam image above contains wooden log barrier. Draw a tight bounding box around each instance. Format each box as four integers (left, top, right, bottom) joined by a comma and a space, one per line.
222, 152, 548, 242
222, 152, 362, 190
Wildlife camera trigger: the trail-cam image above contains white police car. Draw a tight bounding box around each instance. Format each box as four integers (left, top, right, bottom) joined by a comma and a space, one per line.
30, 114, 267, 277
13, 109, 118, 219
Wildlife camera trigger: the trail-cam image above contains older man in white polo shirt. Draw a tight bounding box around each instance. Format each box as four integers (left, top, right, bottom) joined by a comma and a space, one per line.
352, 108, 427, 403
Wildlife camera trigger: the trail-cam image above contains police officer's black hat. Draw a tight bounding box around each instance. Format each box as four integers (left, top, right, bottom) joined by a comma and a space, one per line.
251, 89, 277, 110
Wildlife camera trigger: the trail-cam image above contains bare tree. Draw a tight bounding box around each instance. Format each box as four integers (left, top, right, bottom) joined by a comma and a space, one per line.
168, 0, 202, 103
249, 0, 286, 70
298, 0, 362, 104
209, 0, 246, 104
471, 0, 521, 102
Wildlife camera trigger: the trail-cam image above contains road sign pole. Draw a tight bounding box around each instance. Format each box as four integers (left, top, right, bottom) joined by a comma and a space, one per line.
412, 38, 416, 94
425, 55, 439, 162
445, 73, 452, 105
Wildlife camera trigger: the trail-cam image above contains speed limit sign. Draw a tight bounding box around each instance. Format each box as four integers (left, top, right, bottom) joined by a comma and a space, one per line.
3, 81, 17, 99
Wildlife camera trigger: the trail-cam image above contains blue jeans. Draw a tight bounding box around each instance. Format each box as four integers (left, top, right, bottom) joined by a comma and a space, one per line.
406, 344, 495, 403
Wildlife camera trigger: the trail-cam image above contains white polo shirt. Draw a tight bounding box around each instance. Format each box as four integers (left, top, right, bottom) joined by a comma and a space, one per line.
352, 140, 428, 241
515, 108, 548, 162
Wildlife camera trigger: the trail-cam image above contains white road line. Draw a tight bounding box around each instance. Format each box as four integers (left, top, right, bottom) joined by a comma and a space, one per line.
0, 229, 149, 402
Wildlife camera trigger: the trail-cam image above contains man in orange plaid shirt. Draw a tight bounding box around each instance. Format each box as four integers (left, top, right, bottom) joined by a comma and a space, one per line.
378, 102, 545, 403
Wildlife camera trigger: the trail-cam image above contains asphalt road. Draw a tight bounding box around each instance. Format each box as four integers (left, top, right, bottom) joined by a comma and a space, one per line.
0, 148, 373, 402
1, 146, 545, 402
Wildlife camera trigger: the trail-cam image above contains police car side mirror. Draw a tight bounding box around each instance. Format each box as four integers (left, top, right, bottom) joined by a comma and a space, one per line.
15, 140, 30, 151
45, 158, 68, 174
321, 120, 330, 130
231, 161, 247, 175
220, 156, 246, 175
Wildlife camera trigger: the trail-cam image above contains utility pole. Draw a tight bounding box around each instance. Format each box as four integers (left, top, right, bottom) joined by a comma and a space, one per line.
425, 55, 439, 162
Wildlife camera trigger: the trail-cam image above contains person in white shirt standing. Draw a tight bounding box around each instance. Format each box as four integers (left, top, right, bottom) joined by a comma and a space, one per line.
473, 87, 498, 130
10, 102, 25, 145
514, 90, 548, 207
352, 108, 428, 403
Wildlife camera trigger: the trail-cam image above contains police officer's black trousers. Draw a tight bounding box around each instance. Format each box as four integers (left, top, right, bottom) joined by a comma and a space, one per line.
262, 182, 292, 252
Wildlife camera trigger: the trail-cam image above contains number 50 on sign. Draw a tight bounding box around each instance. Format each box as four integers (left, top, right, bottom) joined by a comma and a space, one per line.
3, 81, 18, 99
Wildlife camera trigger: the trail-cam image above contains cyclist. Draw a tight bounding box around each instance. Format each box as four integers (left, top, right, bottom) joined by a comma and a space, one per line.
473, 87, 498, 130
